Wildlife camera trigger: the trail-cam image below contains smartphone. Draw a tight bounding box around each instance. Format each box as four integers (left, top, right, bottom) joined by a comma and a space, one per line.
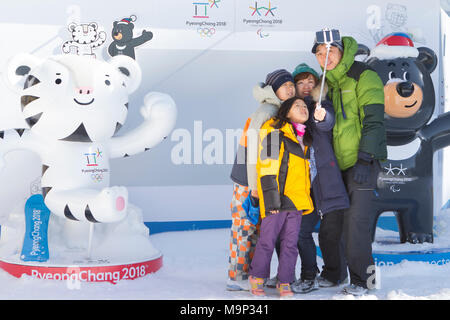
315, 29, 341, 44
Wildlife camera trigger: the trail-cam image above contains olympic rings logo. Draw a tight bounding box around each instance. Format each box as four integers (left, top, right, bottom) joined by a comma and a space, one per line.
197, 27, 216, 37
91, 173, 103, 182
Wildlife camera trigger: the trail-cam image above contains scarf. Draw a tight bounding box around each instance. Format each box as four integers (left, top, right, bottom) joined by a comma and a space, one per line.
292, 122, 306, 137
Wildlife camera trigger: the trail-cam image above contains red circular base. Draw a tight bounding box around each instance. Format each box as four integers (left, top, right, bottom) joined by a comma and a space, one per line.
0, 256, 163, 284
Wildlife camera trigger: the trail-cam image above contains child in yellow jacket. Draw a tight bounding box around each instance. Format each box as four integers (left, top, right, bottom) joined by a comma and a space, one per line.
249, 97, 314, 297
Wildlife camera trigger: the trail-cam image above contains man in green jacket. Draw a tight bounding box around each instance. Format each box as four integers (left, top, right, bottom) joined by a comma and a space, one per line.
312, 33, 387, 296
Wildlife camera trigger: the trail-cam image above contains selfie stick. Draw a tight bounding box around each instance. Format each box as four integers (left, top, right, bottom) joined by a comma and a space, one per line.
317, 28, 333, 110
317, 46, 330, 110
314, 28, 333, 123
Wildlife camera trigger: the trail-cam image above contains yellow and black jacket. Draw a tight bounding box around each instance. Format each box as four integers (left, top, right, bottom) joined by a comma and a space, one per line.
257, 119, 314, 219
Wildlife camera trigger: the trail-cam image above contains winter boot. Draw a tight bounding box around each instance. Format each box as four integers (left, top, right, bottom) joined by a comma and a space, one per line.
226, 278, 250, 291
249, 276, 266, 296
277, 282, 294, 298
317, 275, 347, 287
342, 284, 368, 296
292, 278, 319, 294
265, 275, 278, 288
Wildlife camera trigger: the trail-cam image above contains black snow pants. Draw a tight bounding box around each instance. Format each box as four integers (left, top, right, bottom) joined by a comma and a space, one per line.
319, 160, 381, 288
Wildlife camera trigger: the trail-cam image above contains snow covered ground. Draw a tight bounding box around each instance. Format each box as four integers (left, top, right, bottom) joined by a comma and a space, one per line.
2, 226, 450, 300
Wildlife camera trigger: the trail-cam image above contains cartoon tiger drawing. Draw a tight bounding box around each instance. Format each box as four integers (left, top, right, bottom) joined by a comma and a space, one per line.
3, 53, 177, 223
62, 22, 107, 58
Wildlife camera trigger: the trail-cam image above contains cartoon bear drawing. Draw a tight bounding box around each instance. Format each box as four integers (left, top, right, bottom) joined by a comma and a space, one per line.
108, 15, 153, 60
365, 33, 450, 243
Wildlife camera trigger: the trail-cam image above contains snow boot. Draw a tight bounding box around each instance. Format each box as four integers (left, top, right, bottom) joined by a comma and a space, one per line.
226, 278, 250, 291
265, 275, 278, 288
317, 275, 347, 287
249, 276, 266, 296
292, 278, 319, 294
277, 282, 294, 298
342, 284, 368, 296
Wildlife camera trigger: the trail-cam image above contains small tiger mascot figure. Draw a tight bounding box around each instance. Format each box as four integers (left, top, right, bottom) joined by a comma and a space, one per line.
3, 53, 177, 223
62, 22, 107, 58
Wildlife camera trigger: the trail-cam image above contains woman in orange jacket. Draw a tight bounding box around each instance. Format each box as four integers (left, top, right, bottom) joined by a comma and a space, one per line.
248, 97, 314, 297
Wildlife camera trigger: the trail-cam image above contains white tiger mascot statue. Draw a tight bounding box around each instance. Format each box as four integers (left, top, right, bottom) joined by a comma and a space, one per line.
62, 22, 107, 58
2, 53, 176, 224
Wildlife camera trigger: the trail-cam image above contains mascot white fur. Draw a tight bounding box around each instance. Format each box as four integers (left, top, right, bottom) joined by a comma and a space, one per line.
2, 53, 176, 224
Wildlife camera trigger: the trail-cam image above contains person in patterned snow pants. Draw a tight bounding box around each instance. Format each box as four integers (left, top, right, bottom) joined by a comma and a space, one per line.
227, 69, 296, 291
228, 184, 258, 284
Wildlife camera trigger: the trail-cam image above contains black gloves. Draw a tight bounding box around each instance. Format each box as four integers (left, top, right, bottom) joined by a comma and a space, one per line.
250, 195, 259, 208
353, 151, 373, 184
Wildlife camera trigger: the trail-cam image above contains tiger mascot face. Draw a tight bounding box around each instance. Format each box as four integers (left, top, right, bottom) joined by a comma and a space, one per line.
69, 22, 100, 45
7, 54, 141, 142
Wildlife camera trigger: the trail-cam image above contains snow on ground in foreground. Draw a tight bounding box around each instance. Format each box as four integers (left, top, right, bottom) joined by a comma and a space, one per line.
1, 228, 450, 300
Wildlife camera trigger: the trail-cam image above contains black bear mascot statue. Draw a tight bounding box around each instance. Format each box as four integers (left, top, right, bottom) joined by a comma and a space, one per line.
364, 33, 450, 244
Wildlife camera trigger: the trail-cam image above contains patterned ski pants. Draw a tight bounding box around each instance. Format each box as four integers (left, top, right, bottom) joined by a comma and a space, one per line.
228, 184, 259, 281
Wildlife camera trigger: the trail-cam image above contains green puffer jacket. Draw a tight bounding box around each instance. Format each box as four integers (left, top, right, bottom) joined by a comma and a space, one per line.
325, 36, 387, 170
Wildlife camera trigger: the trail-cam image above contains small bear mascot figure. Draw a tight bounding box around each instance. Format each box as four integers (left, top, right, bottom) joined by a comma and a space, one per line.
108, 15, 153, 60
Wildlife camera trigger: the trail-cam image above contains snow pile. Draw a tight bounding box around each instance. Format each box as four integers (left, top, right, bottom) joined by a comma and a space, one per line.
1, 228, 450, 300
0, 201, 27, 259
434, 207, 450, 239
370, 207, 450, 254
0, 201, 160, 264
0, 197, 449, 299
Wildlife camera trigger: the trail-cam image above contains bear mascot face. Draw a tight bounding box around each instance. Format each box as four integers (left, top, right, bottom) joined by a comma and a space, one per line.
111, 19, 134, 45
365, 33, 438, 144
